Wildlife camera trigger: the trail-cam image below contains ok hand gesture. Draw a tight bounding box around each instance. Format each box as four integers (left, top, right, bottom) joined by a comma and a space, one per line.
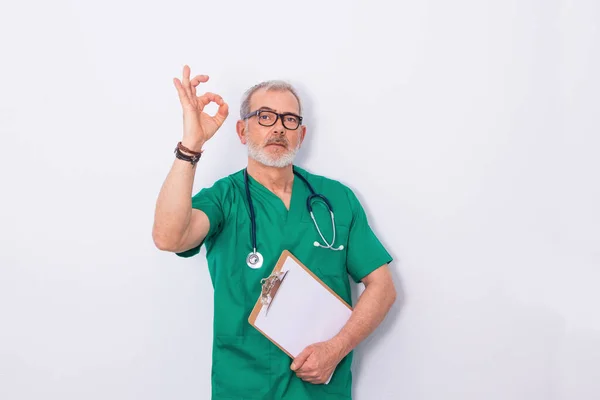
173, 65, 229, 151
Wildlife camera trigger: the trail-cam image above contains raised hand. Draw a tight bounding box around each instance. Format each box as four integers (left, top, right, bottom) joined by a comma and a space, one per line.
173, 65, 229, 151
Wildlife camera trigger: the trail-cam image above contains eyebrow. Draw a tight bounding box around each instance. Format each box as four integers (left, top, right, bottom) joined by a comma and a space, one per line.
257, 106, 300, 116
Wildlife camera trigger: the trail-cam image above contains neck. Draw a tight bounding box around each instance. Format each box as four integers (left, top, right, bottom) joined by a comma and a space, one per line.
246, 158, 295, 194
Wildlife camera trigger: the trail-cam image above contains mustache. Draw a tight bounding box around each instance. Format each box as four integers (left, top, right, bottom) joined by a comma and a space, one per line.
265, 137, 289, 147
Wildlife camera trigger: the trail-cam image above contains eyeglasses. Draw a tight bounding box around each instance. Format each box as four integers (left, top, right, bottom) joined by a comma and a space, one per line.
243, 109, 303, 130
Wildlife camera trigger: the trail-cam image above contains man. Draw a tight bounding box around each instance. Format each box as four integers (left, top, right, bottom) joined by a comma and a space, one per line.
153, 65, 396, 399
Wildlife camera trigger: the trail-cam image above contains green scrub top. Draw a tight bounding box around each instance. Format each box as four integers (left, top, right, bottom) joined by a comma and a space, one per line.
176, 165, 392, 400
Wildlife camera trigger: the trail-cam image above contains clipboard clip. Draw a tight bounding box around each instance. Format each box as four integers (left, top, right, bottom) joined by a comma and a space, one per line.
260, 270, 288, 315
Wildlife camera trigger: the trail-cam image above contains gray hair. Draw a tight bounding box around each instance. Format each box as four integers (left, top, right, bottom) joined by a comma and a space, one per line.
240, 80, 303, 119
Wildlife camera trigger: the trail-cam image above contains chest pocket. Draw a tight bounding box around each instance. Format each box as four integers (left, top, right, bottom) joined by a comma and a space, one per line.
301, 198, 350, 279
311, 225, 349, 277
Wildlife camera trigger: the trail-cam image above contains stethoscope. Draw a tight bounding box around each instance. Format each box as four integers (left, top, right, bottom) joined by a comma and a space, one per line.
244, 167, 344, 269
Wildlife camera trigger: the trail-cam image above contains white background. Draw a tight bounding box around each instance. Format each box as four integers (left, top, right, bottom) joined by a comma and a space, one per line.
1, 0, 599, 399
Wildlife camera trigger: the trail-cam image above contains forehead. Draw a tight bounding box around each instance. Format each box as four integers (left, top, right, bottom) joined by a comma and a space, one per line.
249, 88, 300, 114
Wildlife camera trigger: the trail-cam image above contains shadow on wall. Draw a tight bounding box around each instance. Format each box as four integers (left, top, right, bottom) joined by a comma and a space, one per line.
290, 80, 316, 167
557, 328, 600, 400
330, 185, 577, 400
347, 186, 405, 395
350, 283, 571, 400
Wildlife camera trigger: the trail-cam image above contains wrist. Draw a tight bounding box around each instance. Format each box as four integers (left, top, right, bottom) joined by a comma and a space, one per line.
331, 334, 353, 359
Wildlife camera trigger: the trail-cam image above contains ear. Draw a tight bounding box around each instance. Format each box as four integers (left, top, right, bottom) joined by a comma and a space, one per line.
298, 125, 307, 147
236, 120, 248, 144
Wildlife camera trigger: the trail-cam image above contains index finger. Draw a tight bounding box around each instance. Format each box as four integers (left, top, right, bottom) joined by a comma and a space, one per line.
190, 74, 209, 97
190, 75, 209, 86
296, 358, 315, 374
291, 346, 313, 371
197, 92, 223, 110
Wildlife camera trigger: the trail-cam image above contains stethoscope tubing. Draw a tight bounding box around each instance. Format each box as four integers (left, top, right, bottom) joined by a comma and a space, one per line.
244, 167, 342, 269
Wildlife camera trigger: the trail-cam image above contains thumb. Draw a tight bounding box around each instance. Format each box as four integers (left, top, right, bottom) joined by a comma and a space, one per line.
291, 347, 312, 371
213, 101, 229, 126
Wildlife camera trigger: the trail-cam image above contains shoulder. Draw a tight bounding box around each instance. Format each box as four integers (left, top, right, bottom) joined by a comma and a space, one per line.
191, 168, 245, 211
294, 165, 363, 221
195, 169, 244, 194
295, 165, 358, 199
295, 165, 347, 191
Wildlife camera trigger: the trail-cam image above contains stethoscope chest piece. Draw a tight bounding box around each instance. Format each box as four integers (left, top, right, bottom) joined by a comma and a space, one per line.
246, 251, 264, 269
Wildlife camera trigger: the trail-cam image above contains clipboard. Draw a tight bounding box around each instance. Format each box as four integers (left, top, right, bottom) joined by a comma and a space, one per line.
248, 250, 353, 384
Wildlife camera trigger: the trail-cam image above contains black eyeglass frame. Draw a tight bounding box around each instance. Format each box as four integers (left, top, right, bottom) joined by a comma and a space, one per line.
242, 109, 304, 130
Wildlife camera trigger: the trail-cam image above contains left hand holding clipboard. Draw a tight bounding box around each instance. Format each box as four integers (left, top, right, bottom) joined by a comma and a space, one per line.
290, 338, 347, 384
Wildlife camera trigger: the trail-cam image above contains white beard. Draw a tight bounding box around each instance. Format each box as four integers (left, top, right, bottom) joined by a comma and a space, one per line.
246, 133, 301, 168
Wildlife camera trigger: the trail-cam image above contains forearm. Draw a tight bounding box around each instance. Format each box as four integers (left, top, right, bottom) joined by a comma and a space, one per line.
152, 141, 203, 249
332, 278, 396, 358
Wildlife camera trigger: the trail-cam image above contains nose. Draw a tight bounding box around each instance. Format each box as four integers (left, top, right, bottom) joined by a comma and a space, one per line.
272, 115, 286, 135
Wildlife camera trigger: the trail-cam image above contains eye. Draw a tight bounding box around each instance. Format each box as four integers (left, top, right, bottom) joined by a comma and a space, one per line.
258, 111, 275, 121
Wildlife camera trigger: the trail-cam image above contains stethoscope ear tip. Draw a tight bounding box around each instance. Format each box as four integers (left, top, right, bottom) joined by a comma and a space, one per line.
313, 241, 320, 247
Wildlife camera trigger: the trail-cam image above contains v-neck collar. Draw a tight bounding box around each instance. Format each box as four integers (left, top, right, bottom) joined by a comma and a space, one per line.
245, 166, 305, 218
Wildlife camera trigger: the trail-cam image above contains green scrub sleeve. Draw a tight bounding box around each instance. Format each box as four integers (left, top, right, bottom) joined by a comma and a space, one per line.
345, 187, 393, 283
175, 183, 226, 258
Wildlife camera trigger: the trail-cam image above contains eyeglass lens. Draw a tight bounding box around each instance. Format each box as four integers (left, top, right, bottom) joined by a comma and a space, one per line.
257, 110, 300, 130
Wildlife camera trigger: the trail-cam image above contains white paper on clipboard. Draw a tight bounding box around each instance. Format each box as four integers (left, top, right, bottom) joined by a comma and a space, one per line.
248, 250, 353, 384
